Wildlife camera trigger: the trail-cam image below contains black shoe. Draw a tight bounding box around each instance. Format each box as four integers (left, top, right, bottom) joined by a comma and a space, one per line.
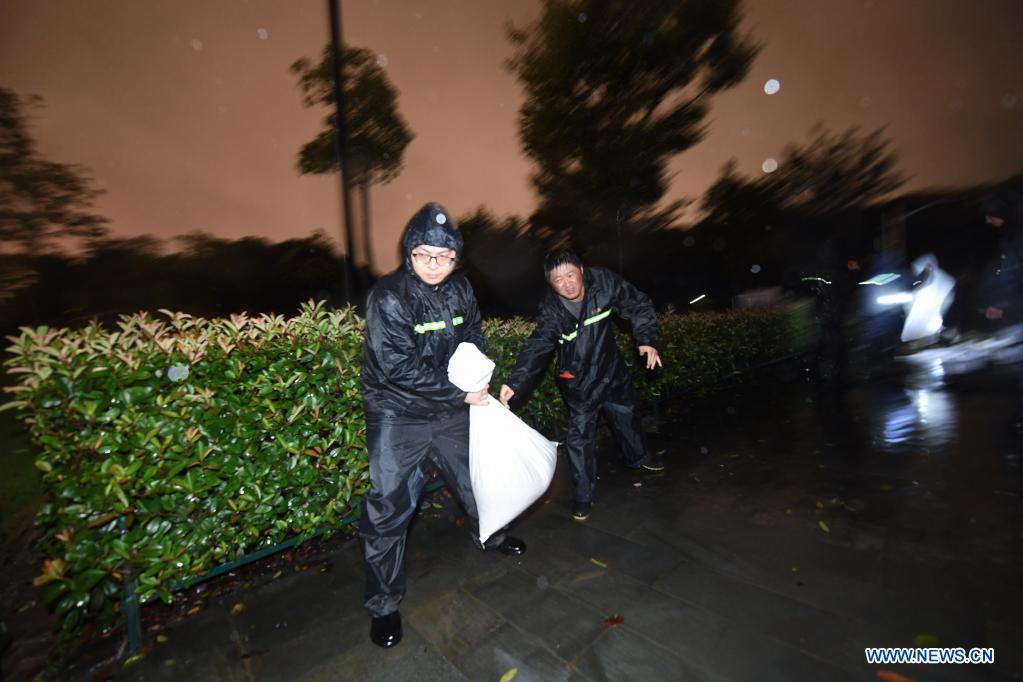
370, 611, 402, 648
637, 455, 665, 472
495, 536, 527, 556
571, 500, 591, 521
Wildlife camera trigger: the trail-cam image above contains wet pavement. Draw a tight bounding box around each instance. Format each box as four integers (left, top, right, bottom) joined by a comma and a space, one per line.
97, 360, 1022, 681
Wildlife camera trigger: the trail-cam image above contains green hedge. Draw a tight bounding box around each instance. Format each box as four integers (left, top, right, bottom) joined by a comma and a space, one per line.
2, 300, 812, 636
488, 301, 815, 432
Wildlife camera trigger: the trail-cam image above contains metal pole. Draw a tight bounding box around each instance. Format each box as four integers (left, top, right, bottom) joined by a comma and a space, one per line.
328, 0, 356, 304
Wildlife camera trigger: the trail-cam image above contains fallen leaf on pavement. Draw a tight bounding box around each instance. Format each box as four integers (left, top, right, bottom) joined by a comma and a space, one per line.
500, 668, 518, 682
603, 614, 625, 626
818, 521, 830, 534
239, 649, 267, 660
231, 602, 246, 616
122, 651, 148, 668
876, 671, 916, 682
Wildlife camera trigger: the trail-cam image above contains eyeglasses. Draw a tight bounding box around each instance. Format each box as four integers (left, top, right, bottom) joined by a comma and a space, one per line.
411, 252, 456, 268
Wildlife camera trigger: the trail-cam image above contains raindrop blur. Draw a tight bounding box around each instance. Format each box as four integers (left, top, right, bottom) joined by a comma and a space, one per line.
578, 12, 587, 22
375, 53, 389, 68
190, 39, 203, 51
858, 95, 872, 108
948, 97, 965, 112
761, 158, 778, 173
167, 364, 190, 382
256, 28, 268, 40
405, 193, 413, 200
712, 238, 727, 252
740, 127, 751, 137
683, 235, 695, 248
1001, 93, 1017, 109
750, 264, 762, 274
763, 78, 780, 95
700, 446, 709, 455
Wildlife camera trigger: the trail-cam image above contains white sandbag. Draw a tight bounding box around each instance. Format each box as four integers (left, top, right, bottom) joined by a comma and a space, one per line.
447, 341, 495, 393
447, 342, 558, 543
468, 400, 558, 543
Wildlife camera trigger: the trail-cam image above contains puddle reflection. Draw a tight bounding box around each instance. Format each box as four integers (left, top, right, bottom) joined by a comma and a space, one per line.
878, 359, 958, 451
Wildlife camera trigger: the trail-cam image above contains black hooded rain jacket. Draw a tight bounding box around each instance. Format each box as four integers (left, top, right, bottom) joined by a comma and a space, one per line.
360, 204, 484, 418
506, 267, 658, 408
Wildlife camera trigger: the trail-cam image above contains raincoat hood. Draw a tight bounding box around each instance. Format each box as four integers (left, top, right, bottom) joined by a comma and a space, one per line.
401, 202, 463, 269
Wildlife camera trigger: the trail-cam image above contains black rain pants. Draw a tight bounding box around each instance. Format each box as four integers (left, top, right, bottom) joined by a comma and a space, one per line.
359, 408, 505, 617
565, 379, 651, 504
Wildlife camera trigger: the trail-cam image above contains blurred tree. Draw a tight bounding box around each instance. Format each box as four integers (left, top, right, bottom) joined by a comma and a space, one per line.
459, 208, 548, 315
700, 126, 907, 292
508, 0, 759, 259
0, 88, 107, 253
703, 125, 906, 221
291, 46, 413, 274
0, 232, 345, 333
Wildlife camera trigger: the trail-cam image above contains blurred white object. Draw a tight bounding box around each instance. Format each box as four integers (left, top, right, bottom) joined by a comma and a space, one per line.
447, 342, 558, 543
901, 253, 955, 342
877, 292, 912, 305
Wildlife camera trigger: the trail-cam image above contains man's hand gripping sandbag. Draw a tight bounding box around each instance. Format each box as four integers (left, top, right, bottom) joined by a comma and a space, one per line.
447, 343, 558, 543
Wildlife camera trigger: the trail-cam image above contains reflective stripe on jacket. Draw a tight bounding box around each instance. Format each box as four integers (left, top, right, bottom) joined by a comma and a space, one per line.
361, 268, 484, 417
507, 267, 658, 407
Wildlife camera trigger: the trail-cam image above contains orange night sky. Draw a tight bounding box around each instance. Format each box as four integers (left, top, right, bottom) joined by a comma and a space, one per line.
2, 0, 1022, 272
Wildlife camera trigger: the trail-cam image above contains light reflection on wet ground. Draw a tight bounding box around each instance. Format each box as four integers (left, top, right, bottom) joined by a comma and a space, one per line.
647, 354, 1022, 567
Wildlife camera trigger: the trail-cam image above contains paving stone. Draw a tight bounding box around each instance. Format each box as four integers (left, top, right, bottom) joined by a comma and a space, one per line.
285, 626, 470, 682
406, 589, 505, 662
469, 566, 608, 661
451, 621, 585, 682
571, 625, 720, 682
552, 564, 728, 673
653, 557, 851, 656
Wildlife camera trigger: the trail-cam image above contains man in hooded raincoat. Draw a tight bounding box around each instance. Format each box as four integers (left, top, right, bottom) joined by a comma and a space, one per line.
499, 249, 664, 522
359, 203, 526, 649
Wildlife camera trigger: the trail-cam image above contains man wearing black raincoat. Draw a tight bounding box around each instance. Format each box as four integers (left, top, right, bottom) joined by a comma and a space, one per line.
979, 190, 1023, 328
499, 249, 664, 522
359, 203, 526, 649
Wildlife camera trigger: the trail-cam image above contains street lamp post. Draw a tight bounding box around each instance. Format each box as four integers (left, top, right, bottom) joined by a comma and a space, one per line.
328, 0, 357, 305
